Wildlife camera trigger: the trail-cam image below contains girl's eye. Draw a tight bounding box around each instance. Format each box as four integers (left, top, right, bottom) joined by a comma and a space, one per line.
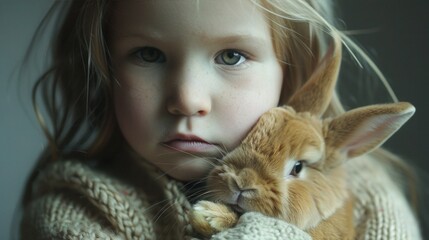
290, 161, 304, 177
215, 50, 247, 66
135, 47, 166, 63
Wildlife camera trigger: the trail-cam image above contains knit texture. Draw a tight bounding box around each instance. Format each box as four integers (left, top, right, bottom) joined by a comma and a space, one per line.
211, 212, 311, 240
20, 153, 421, 239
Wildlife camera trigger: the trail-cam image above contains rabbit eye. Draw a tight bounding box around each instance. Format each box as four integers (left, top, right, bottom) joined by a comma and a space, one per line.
290, 161, 303, 176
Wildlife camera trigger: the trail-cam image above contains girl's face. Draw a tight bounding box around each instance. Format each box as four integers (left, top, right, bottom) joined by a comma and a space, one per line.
110, 0, 283, 181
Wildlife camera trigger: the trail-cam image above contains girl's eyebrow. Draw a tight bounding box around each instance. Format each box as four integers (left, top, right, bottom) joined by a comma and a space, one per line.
205, 34, 268, 46
116, 32, 267, 46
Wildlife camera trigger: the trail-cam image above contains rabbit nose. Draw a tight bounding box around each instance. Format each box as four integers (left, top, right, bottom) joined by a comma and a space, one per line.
230, 188, 256, 204
230, 190, 241, 204
227, 188, 255, 213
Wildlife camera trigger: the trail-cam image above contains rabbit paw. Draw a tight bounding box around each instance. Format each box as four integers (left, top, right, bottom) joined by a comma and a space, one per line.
190, 200, 238, 237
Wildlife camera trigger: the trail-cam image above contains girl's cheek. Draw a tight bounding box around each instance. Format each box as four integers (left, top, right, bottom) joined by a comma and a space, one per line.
221, 69, 282, 149
217, 99, 267, 150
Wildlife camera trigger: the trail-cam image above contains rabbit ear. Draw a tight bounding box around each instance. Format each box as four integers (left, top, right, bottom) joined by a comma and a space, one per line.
287, 32, 342, 117
327, 102, 415, 160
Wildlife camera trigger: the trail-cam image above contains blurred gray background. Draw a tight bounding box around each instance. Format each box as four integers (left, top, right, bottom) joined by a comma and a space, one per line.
1, 0, 428, 239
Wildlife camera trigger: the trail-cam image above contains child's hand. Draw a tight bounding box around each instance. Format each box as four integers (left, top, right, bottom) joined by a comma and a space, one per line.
190, 200, 238, 237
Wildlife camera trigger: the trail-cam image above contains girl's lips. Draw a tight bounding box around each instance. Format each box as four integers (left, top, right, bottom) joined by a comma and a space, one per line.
163, 134, 217, 153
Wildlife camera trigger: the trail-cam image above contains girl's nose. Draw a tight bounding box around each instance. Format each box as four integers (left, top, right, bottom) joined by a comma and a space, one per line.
166, 65, 212, 117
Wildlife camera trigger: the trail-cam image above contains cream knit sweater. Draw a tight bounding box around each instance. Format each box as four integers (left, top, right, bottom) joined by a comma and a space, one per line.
20, 152, 421, 239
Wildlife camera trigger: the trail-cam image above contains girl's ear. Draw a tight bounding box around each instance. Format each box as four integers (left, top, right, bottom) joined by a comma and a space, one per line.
327, 102, 415, 159
287, 32, 342, 117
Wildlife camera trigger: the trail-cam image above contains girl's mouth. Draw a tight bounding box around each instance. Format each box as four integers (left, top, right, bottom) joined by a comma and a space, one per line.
163, 134, 217, 153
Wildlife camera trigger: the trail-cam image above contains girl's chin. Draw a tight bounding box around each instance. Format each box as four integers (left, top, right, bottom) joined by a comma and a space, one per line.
158, 159, 214, 181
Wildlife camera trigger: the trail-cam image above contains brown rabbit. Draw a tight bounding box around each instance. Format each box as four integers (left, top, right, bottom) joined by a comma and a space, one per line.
189, 33, 415, 239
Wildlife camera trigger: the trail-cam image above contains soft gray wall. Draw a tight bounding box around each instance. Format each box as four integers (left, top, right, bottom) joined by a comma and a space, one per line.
1, 0, 428, 239
0, 1, 54, 239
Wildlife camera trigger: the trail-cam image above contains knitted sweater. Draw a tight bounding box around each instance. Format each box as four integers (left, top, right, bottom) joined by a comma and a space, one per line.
20, 152, 421, 239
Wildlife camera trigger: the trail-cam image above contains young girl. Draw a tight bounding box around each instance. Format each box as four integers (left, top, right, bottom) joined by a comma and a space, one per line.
20, 0, 422, 239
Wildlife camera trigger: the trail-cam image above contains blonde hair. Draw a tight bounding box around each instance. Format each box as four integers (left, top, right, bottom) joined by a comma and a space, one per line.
25, 0, 416, 208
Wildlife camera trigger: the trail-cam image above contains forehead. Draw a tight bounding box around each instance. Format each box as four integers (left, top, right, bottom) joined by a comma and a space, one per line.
283, 118, 323, 152
110, 0, 271, 43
